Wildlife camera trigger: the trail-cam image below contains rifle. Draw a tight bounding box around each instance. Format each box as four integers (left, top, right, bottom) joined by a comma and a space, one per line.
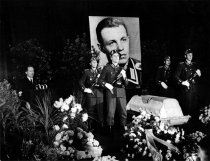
185, 71, 198, 90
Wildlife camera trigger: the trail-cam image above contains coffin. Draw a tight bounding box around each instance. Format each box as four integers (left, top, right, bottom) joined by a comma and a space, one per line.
126, 95, 190, 125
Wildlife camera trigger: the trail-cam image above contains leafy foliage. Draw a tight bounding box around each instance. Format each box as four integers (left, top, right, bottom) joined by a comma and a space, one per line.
9, 39, 53, 84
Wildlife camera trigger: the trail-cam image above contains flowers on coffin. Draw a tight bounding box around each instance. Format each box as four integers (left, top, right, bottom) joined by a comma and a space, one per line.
182, 131, 206, 161
199, 104, 210, 125
123, 109, 185, 160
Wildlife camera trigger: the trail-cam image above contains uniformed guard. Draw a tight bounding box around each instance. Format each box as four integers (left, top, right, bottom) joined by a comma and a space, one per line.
175, 49, 201, 116
155, 55, 174, 97
79, 56, 104, 129
98, 50, 128, 134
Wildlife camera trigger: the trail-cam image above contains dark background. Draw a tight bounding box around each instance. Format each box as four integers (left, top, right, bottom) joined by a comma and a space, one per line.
1, 0, 210, 103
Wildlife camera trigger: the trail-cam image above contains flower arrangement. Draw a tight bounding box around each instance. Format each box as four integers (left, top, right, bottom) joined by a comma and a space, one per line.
93, 155, 119, 161
181, 131, 206, 161
123, 109, 185, 161
199, 104, 210, 125
53, 95, 102, 160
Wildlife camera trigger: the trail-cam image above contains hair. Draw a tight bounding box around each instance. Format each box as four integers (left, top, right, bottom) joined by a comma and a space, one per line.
199, 135, 210, 159
164, 55, 171, 61
90, 56, 99, 63
25, 65, 34, 72
96, 17, 128, 45
185, 49, 193, 55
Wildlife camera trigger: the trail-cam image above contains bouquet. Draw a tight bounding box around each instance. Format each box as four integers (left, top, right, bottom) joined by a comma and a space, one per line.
199, 105, 210, 125
53, 95, 102, 160
181, 131, 206, 161
123, 109, 184, 161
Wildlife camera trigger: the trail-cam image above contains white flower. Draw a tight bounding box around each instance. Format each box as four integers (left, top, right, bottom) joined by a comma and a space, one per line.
62, 124, 69, 129
69, 139, 73, 144
61, 103, 70, 111
68, 147, 75, 154
54, 100, 63, 108
155, 116, 160, 122
93, 139, 99, 146
54, 141, 59, 147
71, 107, 77, 113
55, 133, 62, 141
70, 113, 76, 119
53, 125, 60, 131
77, 132, 83, 139
63, 116, 68, 122
65, 96, 73, 104
141, 110, 146, 116
82, 113, 88, 122
74, 103, 82, 113
60, 144, 66, 152
76, 150, 87, 160
159, 122, 165, 131
66, 130, 74, 136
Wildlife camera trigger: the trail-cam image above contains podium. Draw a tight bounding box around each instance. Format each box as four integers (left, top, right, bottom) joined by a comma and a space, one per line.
126, 95, 190, 125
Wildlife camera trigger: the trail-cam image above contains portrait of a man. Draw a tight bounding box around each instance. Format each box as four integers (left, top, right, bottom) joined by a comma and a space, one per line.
89, 16, 142, 89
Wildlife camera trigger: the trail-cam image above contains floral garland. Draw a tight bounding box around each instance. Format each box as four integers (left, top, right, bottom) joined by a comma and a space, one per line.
123, 109, 185, 161
53, 95, 103, 160
181, 131, 206, 161
199, 104, 210, 125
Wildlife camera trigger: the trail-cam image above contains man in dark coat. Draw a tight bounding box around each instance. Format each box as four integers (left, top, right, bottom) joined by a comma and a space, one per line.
79, 57, 104, 128
17, 65, 36, 106
98, 50, 128, 132
175, 49, 201, 116
155, 55, 174, 97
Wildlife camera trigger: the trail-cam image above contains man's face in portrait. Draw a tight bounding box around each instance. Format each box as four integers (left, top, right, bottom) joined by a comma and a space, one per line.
100, 25, 130, 64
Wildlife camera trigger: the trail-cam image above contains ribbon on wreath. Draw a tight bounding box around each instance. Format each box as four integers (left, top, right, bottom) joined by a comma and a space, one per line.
145, 129, 180, 161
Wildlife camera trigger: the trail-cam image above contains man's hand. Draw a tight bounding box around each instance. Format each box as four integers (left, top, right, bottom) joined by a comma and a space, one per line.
161, 82, 168, 89
105, 83, 114, 94
120, 69, 126, 79
182, 80, 190, 88
18, 91, 23, 97
196, 69, 201, 77
84, 88, 93, 94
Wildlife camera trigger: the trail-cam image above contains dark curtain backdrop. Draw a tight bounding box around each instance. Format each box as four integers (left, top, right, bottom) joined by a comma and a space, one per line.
1, 0, 210, 82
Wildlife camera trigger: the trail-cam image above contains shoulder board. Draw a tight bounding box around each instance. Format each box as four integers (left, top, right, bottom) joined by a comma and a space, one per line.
179, 62, 185, 65
158, 66, 164, 69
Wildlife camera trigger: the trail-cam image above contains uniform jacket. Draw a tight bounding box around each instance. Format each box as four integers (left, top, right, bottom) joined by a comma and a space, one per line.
79, 68, 103, 98
155, 66, 172, 86
123, 58, 142, 89
98, 63, 128, 98
175, 61, 199, 85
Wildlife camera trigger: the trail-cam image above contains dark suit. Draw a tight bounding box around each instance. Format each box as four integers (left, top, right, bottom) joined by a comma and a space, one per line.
175, 61, 200, 116
79, 69, 104, 124
98, 64, 128, 126
18, 77, 36, 105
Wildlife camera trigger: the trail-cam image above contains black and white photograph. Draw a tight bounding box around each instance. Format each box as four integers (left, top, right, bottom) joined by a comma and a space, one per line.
1, 0, 210, 161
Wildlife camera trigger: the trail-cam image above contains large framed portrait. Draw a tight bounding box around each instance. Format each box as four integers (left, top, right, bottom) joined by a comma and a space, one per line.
89, 16, 142, 89
89, 16, 141, 68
